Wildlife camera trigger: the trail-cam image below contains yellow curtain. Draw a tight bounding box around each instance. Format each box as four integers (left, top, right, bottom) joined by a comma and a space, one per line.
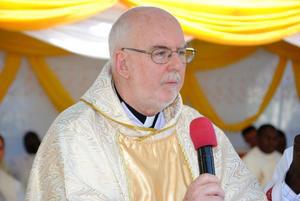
182, 56, 287, 131
0, 30, 69, 56
264, 41, 300, 100
182, 40, 300, 131
120, 0, 300, 45
0, 54, 21, 102
0, 0, 117, 31
264, 41, 300, 62
28, 57, 74, 112
189, 40, 256, 71
292, 61, 300, 100
1, 0, 300, 45
0, 30, 74, 111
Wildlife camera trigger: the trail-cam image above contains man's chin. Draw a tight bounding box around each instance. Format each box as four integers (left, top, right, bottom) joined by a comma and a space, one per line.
161, 94, 178, 107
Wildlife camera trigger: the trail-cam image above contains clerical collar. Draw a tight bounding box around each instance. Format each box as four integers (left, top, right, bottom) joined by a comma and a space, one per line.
115, 86, 161, 128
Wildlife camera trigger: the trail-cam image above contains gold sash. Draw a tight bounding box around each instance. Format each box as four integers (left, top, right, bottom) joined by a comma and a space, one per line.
118, 131, 192, 201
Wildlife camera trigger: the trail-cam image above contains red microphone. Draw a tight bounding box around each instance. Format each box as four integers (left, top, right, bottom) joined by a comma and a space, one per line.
190, 117, 217, 175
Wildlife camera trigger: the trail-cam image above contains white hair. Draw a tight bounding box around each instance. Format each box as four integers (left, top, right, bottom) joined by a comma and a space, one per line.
108, 14, 130, 58
108, 6, 179, 60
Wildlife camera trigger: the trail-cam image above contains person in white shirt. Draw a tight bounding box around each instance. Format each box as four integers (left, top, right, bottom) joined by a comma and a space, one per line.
265, 135, 300, 201
241, 125, 257, 149
0, 135, 25, 201
243, 124, 282, 188
9, 131, 41, 188
0, 168, 25, 201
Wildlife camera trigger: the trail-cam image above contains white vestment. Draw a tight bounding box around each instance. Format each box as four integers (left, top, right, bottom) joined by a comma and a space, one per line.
9, 154, 35, 188
26, 62, 267, 201
243, 147, 282, 188
0, 169, 25, 201
265, 147, 300, 201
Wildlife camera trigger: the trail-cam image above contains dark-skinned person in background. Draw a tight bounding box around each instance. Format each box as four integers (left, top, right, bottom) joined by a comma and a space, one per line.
265, 134, 300, 200
243, 124, 282, 188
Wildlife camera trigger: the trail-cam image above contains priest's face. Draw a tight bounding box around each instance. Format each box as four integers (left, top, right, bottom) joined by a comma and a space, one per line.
124, 14, 186, 115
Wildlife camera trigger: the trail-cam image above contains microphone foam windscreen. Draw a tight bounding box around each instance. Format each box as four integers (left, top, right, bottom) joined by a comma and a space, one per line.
190, 117, 217, 150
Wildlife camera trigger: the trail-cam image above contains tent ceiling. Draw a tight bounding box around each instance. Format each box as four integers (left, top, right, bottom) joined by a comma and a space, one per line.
23, 3, 300, 59
24, 4, 127, 59
284, 33, 300, 48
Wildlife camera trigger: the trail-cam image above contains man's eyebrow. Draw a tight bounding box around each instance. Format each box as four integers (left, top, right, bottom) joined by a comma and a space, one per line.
150, 44, 188, 50
151, 45, 169, 49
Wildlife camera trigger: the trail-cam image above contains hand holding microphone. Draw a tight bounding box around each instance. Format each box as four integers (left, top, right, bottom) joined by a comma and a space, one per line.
183, 174, 225, 201
183, 117, 224, 201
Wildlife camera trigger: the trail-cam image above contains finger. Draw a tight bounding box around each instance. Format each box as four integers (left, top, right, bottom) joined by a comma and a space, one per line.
198, 183, 225, 198
193, 174, 220, 186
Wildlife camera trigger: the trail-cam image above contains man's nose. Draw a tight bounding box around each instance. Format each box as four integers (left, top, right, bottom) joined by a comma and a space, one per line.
168, 52, 185, 70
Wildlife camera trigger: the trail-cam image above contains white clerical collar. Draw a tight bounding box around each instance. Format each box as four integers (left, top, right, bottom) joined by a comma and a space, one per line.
121, 102, 165, 129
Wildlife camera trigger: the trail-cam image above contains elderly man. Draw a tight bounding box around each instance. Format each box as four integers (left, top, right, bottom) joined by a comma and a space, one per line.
26, 6, 266, 201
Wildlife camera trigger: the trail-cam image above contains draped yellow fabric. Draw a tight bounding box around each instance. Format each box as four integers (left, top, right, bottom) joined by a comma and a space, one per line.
0, 54, 21, 102
0, 30, 73, 112
188, 40, 256, 71
0, 30, 68, 56
1, 0, 300, 45
264, 41, 300, 62
0, 0, 117, 31
264, 41, 300, 100
182, 57, 287, 132
120, 0, 300, 45
182, 40, 299, 131
292, 61, 300, 100
28, 57, 74, 112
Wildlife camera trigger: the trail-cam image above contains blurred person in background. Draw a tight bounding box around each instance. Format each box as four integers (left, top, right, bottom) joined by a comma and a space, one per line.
243, 124, 282, 188
239, 125, 257, 157
10, 131, 41, 188
0, 135, 8, 172
265, 135, 300, 201
241, 125, 257, 149
0, 134, 25, 201
276, 129, 287, 154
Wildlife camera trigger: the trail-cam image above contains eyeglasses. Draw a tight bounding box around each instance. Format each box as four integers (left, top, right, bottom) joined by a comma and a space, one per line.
121, 46, 196, 64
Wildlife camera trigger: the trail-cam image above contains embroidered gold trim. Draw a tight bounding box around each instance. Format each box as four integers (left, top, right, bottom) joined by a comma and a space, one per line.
177, 135, 196, 180
116, 132, 133, 201
80, 98, 177, 141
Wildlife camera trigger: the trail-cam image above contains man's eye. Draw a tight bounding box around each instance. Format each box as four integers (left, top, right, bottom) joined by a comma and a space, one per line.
178, 49, 186, 55
153, 49, 168, 57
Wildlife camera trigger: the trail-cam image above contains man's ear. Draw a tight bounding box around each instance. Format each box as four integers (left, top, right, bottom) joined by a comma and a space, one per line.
115, 50, 130, 79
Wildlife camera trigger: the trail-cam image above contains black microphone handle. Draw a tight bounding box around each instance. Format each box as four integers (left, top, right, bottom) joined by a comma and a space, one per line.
197, 145, 215, 175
